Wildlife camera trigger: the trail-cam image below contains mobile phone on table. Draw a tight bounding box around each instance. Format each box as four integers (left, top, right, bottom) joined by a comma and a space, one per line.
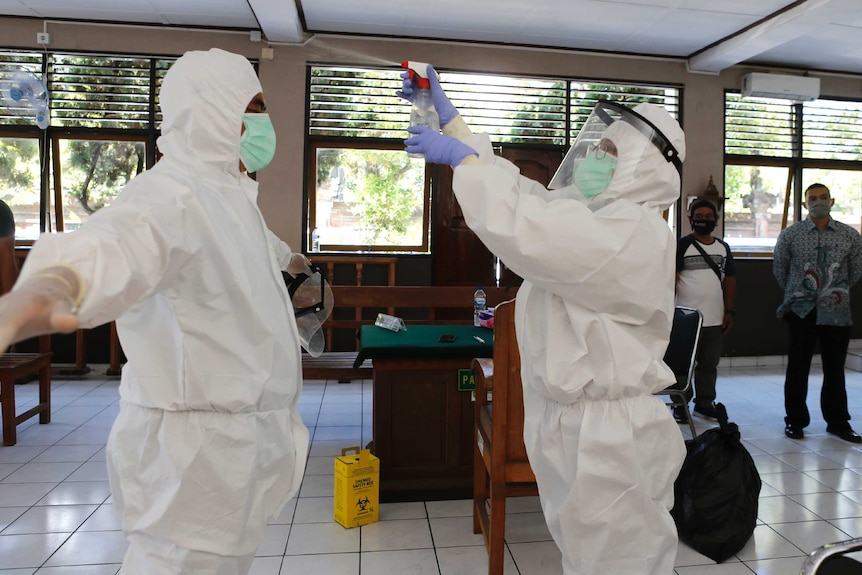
438, 334, 456, 343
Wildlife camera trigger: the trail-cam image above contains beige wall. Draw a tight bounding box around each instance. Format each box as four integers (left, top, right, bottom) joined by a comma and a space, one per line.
3, 17, 861, 246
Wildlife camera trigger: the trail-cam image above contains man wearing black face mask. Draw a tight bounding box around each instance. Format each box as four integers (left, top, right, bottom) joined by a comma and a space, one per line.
774, 183, 862, 443
674, 199, 737, 423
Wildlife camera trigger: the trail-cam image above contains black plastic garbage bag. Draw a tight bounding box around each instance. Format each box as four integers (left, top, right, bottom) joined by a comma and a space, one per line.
671, 402, 761, 563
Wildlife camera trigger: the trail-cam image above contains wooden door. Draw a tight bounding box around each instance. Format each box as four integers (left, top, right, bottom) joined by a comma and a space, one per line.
433, 147, 563, 288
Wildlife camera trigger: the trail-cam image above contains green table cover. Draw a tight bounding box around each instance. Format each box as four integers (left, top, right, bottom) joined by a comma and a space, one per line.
354, 324, 494, 368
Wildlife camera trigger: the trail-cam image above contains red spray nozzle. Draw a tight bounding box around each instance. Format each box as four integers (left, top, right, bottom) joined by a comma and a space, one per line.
401, 61, 433, 88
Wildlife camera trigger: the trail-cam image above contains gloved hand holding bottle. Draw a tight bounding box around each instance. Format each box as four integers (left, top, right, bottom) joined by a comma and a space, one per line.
397, 64, 459, 128
0, 264, 84, 351
405, 126, 477, 167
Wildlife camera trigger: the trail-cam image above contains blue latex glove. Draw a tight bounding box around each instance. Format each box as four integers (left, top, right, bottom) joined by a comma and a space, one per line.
396, 70, 416, 101
405, 126, 477, 166
426, 65, 458, 127
396, 65, 459, 127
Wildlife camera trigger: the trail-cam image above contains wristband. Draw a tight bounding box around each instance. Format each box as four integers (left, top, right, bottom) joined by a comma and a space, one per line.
30, 263, 86, 308
724, 309, 735, 316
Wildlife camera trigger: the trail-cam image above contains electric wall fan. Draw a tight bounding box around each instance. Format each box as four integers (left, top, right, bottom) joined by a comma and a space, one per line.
0, 68, 50, 129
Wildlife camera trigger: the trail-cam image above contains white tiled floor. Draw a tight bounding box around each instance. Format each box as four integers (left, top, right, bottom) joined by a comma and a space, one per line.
1, 364, 861, 574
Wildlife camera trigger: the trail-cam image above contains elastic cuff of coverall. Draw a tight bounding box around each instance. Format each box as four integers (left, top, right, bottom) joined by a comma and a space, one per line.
26, 263, 87, 311
458, 154, 482, 166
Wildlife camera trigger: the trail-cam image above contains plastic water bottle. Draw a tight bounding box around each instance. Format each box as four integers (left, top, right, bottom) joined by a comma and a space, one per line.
408, 83, 439, 159
311, 228, 320, 252
473, 287, 486, 327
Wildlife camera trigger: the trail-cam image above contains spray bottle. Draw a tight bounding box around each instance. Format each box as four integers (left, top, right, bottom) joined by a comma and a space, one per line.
402, 61, 440, 158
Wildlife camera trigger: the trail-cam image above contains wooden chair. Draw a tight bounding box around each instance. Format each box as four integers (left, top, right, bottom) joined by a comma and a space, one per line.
0, 352, 53, 446
472, 299, 538, 575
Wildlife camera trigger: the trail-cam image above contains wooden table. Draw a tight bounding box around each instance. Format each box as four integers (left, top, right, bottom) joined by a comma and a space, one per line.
355, 324, 493, 502
0, 353, 53, 446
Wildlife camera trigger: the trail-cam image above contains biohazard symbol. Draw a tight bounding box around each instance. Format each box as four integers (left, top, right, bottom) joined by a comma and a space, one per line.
356, 496, 371, 511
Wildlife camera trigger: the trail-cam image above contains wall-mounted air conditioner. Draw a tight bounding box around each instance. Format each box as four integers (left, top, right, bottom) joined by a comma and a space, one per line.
741, 72, 820, 102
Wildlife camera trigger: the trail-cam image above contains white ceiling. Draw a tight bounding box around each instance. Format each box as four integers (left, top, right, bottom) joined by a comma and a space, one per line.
1, 0, 861, 75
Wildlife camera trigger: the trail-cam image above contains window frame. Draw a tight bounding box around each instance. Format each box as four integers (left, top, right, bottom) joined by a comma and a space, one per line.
49, 130, 151, 232
307, 64, 682, 255
724, 92, 862, 257
306, 137, 432, 253
0, 129, 48, 244
0, 50, 182, 242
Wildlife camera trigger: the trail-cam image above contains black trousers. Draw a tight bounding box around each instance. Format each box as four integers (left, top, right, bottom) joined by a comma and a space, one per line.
783, 310, 852, 430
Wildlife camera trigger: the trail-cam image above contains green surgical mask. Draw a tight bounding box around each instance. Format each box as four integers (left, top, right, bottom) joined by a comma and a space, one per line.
240, 113, 276, 173
574, 151, 617, 198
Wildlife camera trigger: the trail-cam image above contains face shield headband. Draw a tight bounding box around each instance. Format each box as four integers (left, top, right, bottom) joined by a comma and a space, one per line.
548, 100, 682, 191
286, 263, 334, 358
287, 263, 327, 318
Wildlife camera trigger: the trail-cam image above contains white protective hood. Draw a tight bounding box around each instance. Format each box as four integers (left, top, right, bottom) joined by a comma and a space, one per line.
450, 102, 687, 575
596, 102, 685, 212
544, 102, 685, 211
17, 48, 309, 572
158, 49, 261, 177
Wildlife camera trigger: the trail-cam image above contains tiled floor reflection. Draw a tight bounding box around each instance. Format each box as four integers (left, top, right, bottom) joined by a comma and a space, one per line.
0, 363, 860, 574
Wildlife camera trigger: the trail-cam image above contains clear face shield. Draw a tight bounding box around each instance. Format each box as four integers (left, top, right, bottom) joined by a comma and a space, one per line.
548, 100, 682, 195
286, 263, 334, 358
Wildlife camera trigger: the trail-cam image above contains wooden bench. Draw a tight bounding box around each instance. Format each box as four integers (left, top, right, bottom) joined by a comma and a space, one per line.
303, 285, 518, 381
0, 352, 53, 446
312, 255, 397, 287
306, 256, 397, 355
302, 352, 372, 381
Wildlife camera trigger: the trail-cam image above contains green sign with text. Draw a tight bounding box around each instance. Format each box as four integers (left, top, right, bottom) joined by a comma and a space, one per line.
458, 369, 475, 392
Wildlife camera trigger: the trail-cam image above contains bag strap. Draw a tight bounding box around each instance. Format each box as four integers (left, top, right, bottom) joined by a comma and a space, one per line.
690, 239, 723, 281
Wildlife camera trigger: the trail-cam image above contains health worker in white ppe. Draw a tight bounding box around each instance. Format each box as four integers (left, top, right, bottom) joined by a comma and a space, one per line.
400, 66, 687, 575
0, 48, 312, 575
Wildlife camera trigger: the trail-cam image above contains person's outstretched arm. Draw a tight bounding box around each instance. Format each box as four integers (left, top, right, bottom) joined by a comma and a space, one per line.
0, 264, 83, 351
0, 170, 195, 352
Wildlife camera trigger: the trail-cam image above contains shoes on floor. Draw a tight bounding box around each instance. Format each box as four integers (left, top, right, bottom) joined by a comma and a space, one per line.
672, 405, 689, 424
784, 424, 804, 439
826, 426, 862, 444
693, 403, 719, 420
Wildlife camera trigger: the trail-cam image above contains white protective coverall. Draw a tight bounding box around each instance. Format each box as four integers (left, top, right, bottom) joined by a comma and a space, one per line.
14, 49, 309, 574
447, 103, 687, 575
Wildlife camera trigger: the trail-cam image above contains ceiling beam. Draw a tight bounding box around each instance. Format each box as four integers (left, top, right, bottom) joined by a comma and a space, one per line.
687, 0, 842, 73
247, 0, 304, 43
